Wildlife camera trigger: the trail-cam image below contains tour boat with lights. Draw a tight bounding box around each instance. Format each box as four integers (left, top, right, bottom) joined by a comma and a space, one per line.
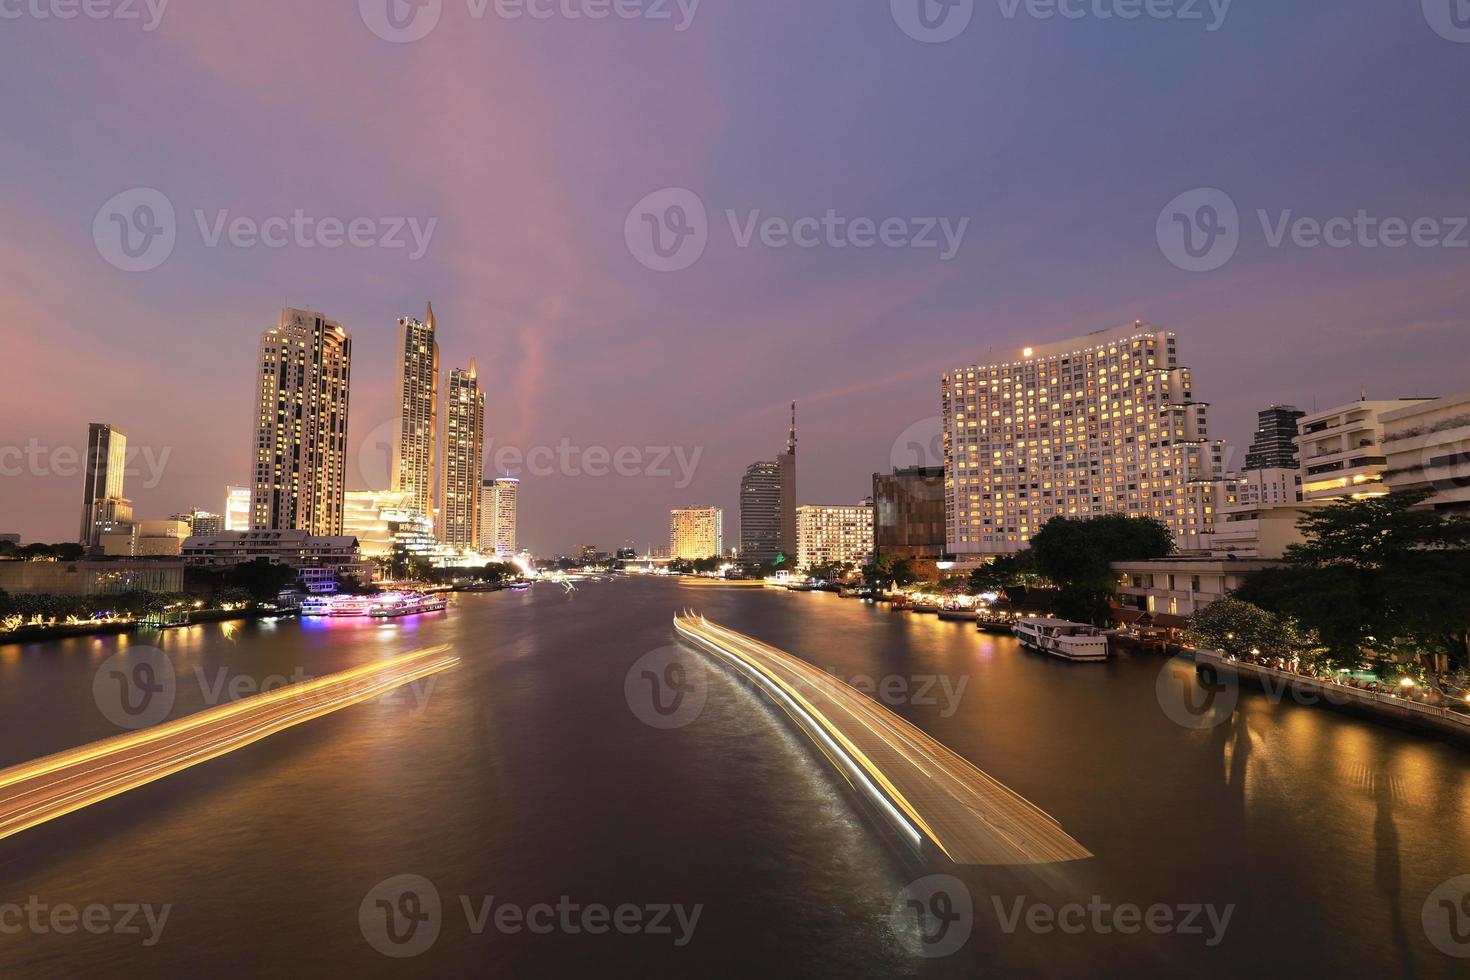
1014, 618, 1111, 662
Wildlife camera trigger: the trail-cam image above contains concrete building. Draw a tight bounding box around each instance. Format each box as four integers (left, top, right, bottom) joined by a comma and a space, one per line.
1381, 390, 1470, 516
182, 530, 369, 592
344, 491, 429, 558
670, 507, 723, 560
441, 361, 485, 549
1296, 398, 1434, 503
1113, 557, 1276, 625
1243, 405, 1305, 471
79, 423, 131, 549
738, 406, 798, 564
1220, 467, 1300, 510
943, 323, 1220, 556
0, 560, 184, 597
250, 309, 352, 535
1209, 505, 1314, 560
796, 504, 875, 571
173, 510, 224, 537
391, 304, 440, 520
100, 519, 193, 558
871, 466, 946, 561
479, 478, 519, 556
225, 485, 252, 532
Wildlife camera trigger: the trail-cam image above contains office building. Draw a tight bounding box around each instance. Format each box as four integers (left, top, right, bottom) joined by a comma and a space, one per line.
1243, 405, 1306, 471
391, 304, 440, 520
101, 519, 193, 558
1380, 390, 1470, 516
79, 423, 131, 549
441, 361, 485, 549
173, 510, 224, 537
225, 485, 252, 532
479, 478, 519, 556
670, 507, 723, 560
739, 404, 798, 564
872, 466, 946, 561
1219, 468, 1300, 510
796, 504, 875, 571
250, 309, 352, 536
1296, 397, 1433, 503
942, 323, 1220, 556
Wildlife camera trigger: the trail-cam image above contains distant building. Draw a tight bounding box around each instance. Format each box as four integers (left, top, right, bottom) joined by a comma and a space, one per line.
101, 519, 193, 558
173, 510, 224, 537
670, 507, 723, 560
943, 324, 1220, 556
1380, 390, 1470, 516
1296, 398, 1434, 503
872, 466, 946, 561
441, 361, 485, 549
251, 309, 352, 535
0, 560, 184, 597
225, 486, 252, 532
392, 304, 440, 521
1243, 405, 1306, 471
479, 478, 519, 555
79, 423, 131, 549
344, 490, 436, 559
796, 504, 875, 571
182, 530, 369, 592
1219, 468, 1300, 510
739, 404, 798, 564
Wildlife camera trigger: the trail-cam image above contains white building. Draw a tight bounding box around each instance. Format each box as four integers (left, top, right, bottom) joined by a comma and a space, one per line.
225, 485, 252, 532
182, 530, 370, 591
251, 309, 352, 536
796, 504, 875, 571
670, 507, 723, 560
479, 478, 519, 556
1380, 390, 1470, 516
1295, 398, 1433, 503
943, 323, 1220, 556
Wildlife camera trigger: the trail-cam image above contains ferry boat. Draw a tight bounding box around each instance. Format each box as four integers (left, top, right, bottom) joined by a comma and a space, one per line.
370, 593, 450, 619
302, 592, 448, 619
1014, 618, 1111, 662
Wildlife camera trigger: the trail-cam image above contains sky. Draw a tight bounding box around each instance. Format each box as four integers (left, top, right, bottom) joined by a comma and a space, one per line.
1, 0, 1468, 554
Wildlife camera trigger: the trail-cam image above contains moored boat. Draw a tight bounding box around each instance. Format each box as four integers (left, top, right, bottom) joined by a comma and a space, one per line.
1014, 617, 1111, 662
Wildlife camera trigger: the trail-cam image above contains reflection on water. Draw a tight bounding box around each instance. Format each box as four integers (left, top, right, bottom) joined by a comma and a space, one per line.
0, 579, 1466, 978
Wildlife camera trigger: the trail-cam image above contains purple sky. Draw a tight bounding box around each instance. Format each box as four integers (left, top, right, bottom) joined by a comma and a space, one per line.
2, 1, 1468, 553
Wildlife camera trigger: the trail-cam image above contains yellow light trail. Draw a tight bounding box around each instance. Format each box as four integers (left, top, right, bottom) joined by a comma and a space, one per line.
0, 645, 460, 843
674, 613, 1091, 867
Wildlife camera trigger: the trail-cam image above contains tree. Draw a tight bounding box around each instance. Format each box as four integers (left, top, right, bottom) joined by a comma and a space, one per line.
1028, 515, 1175, 625
861, 555, 917, 590
967, 552, 1044, 597
1186, 597, 1318, 666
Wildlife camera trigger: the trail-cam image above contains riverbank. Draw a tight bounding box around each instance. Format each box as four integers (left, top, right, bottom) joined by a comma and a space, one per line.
0, 606, 290, 646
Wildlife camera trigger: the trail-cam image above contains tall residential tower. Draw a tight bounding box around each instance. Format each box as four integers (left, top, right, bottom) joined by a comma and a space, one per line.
392, 304, 440, 521
441, 360, 486, 549
480, 477, 519, 556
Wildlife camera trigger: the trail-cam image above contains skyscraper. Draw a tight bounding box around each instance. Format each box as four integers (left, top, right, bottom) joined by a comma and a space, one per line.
479, 477, 519, 556
796, 504, 874, 571
79, 423, 131, 548
670, 507, 723, 560
1243, 405, 1306, 471
738, 404, 798, 564
251, 308, 352, 536
872, 466, 946, 561
942, 323, 1218, 556
441, 361, 485, 549
225, 485, 252, 532
392, 304, 440, 520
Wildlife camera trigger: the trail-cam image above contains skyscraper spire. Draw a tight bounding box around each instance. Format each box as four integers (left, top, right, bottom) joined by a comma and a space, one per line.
787, 401, 798, 456
426, 301, 436, 332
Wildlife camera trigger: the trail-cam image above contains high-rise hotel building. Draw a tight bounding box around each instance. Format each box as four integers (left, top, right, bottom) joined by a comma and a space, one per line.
796, 504, 875, 571
670, 507, 724, 560
479, 478, 519, 556
391, 304, 440, 521
251, 309, 352, 536
942, 324, 1219, 557
79, 423, 131, 548
441, 361, 485, 549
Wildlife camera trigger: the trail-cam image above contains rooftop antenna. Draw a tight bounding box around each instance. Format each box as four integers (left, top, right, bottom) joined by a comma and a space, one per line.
787, 401, 798, 456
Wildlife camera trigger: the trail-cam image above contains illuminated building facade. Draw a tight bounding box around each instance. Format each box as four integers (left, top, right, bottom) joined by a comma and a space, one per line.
225, 485, 252, 532
1296, 398, 1433, 502
942, 324, 1220, 556
391, 304, 440, 520
872, 466, 946, 561
441, 362, 485, 549
739, 404, 798, 564
479, 478, 519, 556
796, 504, 875, 571
670, 507, 723, 560
1381, 390, 1470, 516
1243, 405, 1305, 471
79, 423, 131, 548
251, 308, 352, 536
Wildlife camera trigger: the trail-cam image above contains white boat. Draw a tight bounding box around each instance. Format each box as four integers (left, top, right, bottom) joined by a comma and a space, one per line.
1014, 618, 1111, 662
370, 593, 450, 619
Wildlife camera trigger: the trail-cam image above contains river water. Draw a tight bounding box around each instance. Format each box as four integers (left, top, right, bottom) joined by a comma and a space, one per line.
0, 577, 1466, 978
